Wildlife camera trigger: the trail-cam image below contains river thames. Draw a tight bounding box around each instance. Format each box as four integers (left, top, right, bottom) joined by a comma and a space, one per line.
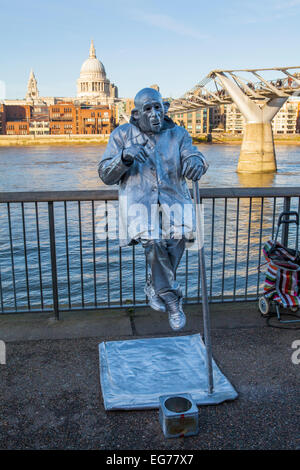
1, 143, 300, 191
0, 143, 300, 312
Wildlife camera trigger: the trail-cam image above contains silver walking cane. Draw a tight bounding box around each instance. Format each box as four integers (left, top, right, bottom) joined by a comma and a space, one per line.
193, 180, 214, 394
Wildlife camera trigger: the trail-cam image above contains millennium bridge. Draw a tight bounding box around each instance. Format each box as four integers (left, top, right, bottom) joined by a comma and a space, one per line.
169, 66, 300, 173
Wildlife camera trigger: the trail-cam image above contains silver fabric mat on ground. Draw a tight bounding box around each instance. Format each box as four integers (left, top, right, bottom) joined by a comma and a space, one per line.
99, 334, 238, 410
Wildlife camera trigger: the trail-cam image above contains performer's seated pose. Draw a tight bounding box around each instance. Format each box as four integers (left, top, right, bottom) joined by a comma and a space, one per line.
98, 88, 208, 331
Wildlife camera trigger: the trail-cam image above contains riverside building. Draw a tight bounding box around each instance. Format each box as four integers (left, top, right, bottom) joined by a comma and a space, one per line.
170, 108, 211, 135
224, 99, 300, 135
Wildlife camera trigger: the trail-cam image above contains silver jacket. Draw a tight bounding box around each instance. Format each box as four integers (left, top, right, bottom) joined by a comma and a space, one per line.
98, 120, 208, 247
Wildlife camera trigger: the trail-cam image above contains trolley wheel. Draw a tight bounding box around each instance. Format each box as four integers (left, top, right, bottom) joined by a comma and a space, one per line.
290, 306, 299, 313
259, 296, 270, 316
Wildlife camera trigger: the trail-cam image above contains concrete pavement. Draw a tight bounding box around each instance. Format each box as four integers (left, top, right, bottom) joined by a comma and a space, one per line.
0, 302, 299, 450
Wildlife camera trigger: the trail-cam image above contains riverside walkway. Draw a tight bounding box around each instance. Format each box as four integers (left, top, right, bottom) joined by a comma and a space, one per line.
0, 302, 299, 450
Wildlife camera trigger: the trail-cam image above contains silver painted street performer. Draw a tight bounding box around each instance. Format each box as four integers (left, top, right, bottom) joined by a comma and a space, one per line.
98, 88, 208, 331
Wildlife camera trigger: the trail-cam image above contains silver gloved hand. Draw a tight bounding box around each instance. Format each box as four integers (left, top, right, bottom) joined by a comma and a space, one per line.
122, 143, 149, 165
182, 156, 206, 181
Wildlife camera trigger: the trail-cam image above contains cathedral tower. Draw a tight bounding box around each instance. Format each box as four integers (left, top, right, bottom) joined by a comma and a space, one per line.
26, 69, 39, 102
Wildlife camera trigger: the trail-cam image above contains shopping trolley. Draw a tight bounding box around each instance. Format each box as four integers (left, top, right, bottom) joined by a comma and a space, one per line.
258, 211, 300, 324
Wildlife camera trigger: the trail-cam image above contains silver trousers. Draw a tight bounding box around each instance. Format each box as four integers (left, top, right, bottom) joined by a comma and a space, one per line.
141, 239, 186, 303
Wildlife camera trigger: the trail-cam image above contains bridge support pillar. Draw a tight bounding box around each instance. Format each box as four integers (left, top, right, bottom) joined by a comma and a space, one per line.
215, 72, 288, 173
238, 122, 276, 173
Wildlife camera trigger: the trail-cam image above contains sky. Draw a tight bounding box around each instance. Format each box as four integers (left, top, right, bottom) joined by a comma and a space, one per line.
1, 0, 300, 100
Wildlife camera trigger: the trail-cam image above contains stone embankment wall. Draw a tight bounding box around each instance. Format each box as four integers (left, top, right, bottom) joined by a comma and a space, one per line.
210, 132, 300, 145
0, 134, 110, 146
1, 132, 300, 146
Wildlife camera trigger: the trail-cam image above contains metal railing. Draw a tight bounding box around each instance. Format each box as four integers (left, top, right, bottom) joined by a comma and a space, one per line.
0, 187, 299, 318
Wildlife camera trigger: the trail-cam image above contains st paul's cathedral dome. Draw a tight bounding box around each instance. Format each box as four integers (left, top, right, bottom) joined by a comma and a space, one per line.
76, 40, 117, 104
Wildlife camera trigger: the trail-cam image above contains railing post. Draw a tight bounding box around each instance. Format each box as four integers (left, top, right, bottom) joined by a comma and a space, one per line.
193, 181, 214, 395
48, 201, 60, 320
281, 196, 291, 247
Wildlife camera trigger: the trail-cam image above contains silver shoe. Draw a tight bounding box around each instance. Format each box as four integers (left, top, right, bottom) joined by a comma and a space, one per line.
166, 299, 186, 331
144, 279, 166, 312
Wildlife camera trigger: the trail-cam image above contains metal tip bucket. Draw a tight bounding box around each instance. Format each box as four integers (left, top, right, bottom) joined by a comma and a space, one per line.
164, 396, 192, 413
159, 393, 199, 438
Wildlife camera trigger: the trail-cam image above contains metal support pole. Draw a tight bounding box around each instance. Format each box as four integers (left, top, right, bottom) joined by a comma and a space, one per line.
48, 201, 60, 320
281, 197, 291, 247
193, 180, 214, 394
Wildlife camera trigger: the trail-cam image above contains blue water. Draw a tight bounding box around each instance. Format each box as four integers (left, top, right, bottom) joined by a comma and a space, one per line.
0, 143, 299, 312
1, 143, 300, 191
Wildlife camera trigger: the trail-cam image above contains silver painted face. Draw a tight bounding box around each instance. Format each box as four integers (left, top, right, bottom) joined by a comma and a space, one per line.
134, 88, 165, 134
139, 99, 164, 133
